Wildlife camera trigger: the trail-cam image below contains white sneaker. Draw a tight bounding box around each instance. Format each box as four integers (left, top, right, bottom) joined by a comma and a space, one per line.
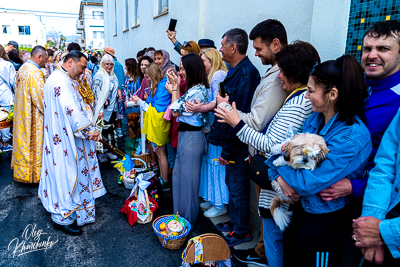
105, 152, 117, 160
204, 206, 228, 218
200, 201, 213, 210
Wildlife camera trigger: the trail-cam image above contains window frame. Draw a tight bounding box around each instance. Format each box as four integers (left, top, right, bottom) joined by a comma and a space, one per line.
18, 26, 31, 35
2, 25, 11, 34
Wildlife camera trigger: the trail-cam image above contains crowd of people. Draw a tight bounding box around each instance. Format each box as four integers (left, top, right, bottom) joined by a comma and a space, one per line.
1, 18, 400, 266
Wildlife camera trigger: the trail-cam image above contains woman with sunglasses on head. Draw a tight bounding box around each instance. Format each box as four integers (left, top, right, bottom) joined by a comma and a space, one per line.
220, 55, 371, 266
165, 53, 210, 225
92, 54, 120, 162
180, 41, 201, 56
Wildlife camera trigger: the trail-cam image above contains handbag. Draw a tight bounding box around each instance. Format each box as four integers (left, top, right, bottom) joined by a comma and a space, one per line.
248, 154, 272, 189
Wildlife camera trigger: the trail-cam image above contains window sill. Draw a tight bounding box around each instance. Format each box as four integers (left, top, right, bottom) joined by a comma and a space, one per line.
123, 29, 129, 33
153, 10, 169, 19
131, 24, 140, 29
113, 34, 117, 37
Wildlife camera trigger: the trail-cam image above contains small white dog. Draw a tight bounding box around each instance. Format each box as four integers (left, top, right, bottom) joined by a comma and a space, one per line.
269, 132, 330, 231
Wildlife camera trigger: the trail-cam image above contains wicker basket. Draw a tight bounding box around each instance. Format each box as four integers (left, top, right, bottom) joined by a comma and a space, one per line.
0, 120, 12, 130
153, 215, 191, 250
132, 152, 151, 167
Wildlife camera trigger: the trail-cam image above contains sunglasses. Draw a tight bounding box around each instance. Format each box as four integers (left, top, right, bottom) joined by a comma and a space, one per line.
183, 41, 192, 48
104, 63, 114, 67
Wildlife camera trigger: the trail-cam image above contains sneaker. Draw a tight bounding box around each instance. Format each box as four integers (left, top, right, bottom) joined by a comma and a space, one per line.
2, 144, 12, 152
200, 201, 213, 210
159, 177, 171, 191
225, 231, 253, 247
216, 219, 234, 232
105, 152, 118, 160
98, 153, 107, 162
233, 248, 268, 267
204, 206, 228, 218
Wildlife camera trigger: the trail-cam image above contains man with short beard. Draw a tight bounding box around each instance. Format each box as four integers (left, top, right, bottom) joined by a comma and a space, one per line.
12, 45, 48, 183
38, 51, 106, 235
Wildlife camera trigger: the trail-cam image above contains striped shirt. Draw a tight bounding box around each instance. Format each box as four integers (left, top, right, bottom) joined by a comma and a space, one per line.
234, 91, 313, 215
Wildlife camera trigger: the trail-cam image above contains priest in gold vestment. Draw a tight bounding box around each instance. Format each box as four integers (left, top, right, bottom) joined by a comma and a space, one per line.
11, 46, 48, 183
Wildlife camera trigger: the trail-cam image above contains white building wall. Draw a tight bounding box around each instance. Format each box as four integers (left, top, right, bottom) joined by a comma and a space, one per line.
0, 12, 46, 48
103, 0, 351, 69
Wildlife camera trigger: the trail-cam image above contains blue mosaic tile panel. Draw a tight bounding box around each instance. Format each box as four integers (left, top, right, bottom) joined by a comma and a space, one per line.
345, 0, 400, 60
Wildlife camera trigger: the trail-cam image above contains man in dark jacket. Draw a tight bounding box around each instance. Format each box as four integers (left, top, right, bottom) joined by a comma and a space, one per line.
208, 28, 261, 247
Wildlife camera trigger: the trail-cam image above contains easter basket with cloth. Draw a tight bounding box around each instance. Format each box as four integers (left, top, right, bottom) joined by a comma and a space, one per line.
152, 214, 191, 250
120, 173, 158, 226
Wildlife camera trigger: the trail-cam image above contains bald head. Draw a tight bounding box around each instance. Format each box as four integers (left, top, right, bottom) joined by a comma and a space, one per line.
31, 45, 48, 68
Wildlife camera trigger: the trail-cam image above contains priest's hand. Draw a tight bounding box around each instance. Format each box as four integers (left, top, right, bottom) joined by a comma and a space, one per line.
99, 112, 104, 119
88, 132, 101, 142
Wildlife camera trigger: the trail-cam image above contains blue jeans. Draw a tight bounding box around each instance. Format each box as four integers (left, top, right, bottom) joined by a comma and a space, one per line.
263, 218, 284, 267
166, 142, 176, 168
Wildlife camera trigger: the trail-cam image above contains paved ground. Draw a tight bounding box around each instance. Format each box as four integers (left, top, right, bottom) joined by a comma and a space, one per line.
0, 149, 250, 267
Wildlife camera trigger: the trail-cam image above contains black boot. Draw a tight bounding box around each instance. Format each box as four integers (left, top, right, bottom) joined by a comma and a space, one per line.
53, 222, 83, 236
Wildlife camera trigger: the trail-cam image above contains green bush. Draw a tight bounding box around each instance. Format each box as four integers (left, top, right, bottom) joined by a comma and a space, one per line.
20, 47, 33, 53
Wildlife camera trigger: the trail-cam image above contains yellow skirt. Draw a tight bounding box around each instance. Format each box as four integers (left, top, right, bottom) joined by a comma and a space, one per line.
142, 104, 171, 146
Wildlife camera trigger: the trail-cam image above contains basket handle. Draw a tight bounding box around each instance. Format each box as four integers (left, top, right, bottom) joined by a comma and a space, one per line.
144, 189, 150, 211
131, 157, 148, 169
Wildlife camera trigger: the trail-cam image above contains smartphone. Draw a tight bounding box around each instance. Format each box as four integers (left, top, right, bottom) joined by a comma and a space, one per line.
219, 82, 226, 97
144, 88, 150, 95
168, 19, 177, 32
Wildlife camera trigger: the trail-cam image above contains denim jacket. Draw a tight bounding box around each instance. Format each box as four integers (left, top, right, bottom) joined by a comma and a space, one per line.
208, 56, 260, 160
362, 108, 400, 258
268, 112, 372, 214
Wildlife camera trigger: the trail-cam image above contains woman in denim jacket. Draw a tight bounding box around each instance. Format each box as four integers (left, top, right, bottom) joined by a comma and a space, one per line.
353, 108, 400, 266
268, 55, 372, 266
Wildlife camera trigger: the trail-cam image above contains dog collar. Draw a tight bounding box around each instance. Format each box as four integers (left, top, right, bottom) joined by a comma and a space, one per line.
281, 143, 286, 153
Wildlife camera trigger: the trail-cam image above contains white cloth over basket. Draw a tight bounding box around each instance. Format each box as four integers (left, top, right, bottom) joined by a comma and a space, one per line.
130, 174, 151, 222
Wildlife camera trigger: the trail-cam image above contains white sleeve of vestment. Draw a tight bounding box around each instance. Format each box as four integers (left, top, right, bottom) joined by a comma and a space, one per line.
58, 81, 94, 137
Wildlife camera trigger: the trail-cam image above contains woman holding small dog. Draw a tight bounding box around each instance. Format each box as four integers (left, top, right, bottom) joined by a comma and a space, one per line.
216, 41, 319, 267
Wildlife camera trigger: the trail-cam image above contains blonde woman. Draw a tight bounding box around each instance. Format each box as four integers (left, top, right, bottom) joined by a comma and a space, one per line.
185, 48, 229, 218
132, 63, 171, 190
92, 53, 119, 161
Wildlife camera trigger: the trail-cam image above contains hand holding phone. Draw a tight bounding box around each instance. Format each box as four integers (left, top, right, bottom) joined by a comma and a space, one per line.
219, 82, 226, 97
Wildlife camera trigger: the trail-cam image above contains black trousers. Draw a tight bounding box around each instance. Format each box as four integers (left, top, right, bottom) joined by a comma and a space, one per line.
283, 202, 349, 267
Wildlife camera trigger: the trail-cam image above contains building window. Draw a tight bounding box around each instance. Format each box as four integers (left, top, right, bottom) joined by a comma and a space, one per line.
93, 31, 104, 39
114, 0, 118, 35
132, 0, 139, 27
124, 0, 129, 31
2, 25, 10, 34
158, 0, 168, 14
92, 11, 104, 19
18, 26, 31, 35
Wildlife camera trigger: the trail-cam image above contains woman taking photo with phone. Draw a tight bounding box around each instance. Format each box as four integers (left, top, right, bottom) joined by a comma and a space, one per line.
166, 53, 209, 225
132, 63, 171, 191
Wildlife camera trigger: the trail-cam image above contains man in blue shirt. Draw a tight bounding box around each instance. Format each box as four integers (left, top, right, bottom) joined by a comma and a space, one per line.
350, 20, 400, 266
208, 28, 261, 247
